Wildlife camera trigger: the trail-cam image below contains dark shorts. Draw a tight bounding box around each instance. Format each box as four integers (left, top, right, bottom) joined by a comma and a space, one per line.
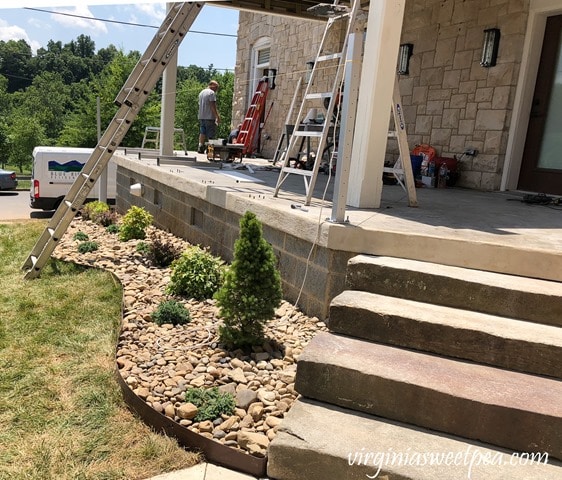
199, 119, 217, 139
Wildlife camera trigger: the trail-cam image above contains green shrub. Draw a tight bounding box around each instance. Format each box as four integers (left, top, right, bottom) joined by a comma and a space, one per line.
216, 211, 282, 348
167, 246, 224, 300
148, 231, 182, 268
81, 201, 110, 223
152, 299, 191, 326
77, 241, 99, 253
118, 206, 153, 242
185, 387, 235, 422
106, 224, 120, 235
73, 231, 89, 242
136, 241, 150, 255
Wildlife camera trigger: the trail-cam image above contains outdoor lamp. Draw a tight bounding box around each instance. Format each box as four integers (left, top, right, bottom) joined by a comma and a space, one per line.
481, 28, 500, 67
397, 43, 413, 75
266, 68, 277, 89
305, 61, 315, 83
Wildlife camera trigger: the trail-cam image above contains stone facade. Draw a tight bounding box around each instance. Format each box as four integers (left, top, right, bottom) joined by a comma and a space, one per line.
233, 1, 529, 191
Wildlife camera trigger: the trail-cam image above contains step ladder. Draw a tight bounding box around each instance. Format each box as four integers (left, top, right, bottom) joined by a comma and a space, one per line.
272, 77, 302, 166
141, 126, 187, 153
273, 0, 361, 206
234, 77, 270, 156
22, 2, 202, 280
383, 75, 418, 207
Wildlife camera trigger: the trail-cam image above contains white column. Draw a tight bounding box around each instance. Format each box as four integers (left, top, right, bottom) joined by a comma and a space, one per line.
160, 2, 178, 156
347, 0, 406, 208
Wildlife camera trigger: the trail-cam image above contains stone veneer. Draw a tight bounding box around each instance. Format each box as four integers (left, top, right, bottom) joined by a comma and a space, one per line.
233, 1, 528, 191
115, 162, 352, 320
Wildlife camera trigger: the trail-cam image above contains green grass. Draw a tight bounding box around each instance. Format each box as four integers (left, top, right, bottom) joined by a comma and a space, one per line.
0, 221, 200, 480
16, 179, 31, 191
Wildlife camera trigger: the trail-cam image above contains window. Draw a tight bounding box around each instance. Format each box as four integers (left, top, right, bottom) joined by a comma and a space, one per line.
249, 37, 271, 103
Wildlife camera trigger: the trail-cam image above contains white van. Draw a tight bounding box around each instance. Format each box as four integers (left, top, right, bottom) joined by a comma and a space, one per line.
30, 146, 117, 210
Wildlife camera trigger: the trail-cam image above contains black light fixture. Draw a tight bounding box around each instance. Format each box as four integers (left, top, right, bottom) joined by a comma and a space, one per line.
481, 28, 500, 67
305, 61, 315, 83
266, 68, 277, 89
397, 43, 413, 75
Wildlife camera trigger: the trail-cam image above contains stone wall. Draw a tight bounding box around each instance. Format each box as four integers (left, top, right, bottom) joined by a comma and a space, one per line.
234, 1, 529, 191
115, 163, 352, 319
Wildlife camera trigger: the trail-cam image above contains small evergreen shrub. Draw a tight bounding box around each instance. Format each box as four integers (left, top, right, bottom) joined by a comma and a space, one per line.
216, 211, 282, 348
152, 299, 191, 326
147, 231, 182, 268
73, 231, 89, 242
167, 246, 224, 300
106, 224, 120, 235
77, 241, 99, 253
81, 201, 110, 223
136, 241, 150, 254
118, 206, 153, 241
185, 387, 235, 422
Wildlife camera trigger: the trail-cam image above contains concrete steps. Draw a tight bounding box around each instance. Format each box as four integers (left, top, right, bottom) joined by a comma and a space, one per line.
294, 331, 562, 459
329, 290, 562, 379
268, 398, 562, 480
268, 255, 562, 479
346, 255, 562, 327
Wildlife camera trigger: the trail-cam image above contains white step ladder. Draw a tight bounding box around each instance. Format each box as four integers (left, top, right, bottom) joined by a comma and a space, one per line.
273, 0, 362, 206
22, 2, 202, 279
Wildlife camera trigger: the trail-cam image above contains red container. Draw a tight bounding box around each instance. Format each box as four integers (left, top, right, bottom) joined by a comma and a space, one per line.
434, 157, 458, 187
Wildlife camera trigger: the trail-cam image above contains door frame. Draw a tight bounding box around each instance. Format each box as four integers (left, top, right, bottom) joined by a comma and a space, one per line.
502, 0, 562, 191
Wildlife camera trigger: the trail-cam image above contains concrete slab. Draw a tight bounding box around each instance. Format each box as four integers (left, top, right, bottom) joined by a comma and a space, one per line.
329, 290, 562, 378
144, 462, 265, 480
268, 398, 562, 480
295, 332, 562, 459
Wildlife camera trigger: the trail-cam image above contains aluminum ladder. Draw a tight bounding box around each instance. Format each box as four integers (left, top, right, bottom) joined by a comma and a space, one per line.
22, 2, 203, 279
273, 0, 361, 206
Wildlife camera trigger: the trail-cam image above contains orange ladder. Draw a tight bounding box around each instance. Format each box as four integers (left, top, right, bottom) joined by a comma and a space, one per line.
234, 77, 270, 156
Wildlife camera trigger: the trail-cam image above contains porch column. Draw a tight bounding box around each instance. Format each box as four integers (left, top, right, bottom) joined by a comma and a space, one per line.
347, 0, 406, 208
160, 2, 178, 156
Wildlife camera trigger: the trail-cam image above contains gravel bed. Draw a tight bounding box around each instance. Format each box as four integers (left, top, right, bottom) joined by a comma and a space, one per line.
53, 218, 327, 458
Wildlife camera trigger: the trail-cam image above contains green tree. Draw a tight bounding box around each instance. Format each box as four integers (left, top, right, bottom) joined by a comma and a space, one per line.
7, 113, 46, 172
0, 39, 33, 92
215, 211, 282, 348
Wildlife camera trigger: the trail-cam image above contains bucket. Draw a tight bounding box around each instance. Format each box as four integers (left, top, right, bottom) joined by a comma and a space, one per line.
410, 154, 423, 177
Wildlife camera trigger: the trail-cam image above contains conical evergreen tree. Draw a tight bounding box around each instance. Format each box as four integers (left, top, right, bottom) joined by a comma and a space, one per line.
216, 211, 282, 348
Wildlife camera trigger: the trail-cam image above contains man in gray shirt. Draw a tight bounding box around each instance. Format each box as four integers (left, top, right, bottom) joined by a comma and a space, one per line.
198, 80, 221, 153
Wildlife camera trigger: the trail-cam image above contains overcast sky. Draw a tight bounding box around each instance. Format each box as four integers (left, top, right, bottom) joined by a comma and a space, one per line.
0, 3, 239, 70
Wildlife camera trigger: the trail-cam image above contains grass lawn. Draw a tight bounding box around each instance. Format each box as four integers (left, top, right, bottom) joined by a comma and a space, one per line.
0, 221, 200, 480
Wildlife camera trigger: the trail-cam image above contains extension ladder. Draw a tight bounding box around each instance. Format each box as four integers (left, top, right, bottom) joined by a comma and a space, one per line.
22, 2, 203, 279
273, 0, 361, 206
234, 77, 270, 156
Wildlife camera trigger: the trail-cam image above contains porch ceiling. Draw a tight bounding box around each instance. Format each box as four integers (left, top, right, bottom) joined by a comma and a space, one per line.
219, 1, 369, 20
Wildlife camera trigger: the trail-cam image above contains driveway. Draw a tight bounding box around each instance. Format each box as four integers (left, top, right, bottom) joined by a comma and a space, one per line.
0, 190, 53, 221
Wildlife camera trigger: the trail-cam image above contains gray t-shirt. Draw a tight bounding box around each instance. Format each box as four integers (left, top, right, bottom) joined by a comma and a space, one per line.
198, 87, 217, 120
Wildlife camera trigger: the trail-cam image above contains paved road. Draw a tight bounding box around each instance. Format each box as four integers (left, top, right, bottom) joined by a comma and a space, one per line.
0, 190, 53, 221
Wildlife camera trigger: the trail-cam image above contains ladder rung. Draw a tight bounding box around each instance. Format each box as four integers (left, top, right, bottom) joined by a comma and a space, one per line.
282, 167, 313, 176
388, 131, 398, 138
305, 93, 332, 100
317, 53, 342, 62
383, 167, 404, 174
292, 130, 323, 137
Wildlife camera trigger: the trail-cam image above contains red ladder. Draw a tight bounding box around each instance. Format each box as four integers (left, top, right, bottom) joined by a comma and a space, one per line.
235, 77, 270, 156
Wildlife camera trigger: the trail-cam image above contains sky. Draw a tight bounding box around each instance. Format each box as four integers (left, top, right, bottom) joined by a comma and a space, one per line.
0, 2, 239, 70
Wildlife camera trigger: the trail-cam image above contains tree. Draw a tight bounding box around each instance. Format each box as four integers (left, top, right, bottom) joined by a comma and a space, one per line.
0, 39, 33, 92
7, 113, 46, 172
215, 211, 282, 348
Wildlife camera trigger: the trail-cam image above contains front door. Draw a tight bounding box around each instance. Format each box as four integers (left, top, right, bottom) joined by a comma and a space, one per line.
519, 15, 562, 194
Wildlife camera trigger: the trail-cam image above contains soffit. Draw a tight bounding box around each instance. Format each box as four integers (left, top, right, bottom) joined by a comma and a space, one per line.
219, 1, 369, 20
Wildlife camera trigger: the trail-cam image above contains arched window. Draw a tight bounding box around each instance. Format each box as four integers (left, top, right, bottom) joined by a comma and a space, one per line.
249, 37, 271, 103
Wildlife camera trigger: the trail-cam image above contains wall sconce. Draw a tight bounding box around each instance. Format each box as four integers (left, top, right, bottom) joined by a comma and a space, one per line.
305, 61, 315, 83
397, 43, 413, 75
266, 68, 277, 89
481, 28, 500, 67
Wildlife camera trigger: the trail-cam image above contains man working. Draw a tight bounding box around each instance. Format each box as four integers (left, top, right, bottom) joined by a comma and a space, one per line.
198, 80, 220, 154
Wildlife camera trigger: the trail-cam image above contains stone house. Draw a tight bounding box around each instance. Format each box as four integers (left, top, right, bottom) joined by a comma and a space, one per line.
231, 0, 562, 196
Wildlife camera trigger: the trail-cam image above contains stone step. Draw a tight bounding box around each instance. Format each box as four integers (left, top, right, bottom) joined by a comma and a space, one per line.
295, 332, 562, 460
328, 290, 562, 379
268, 398, 562, 480
345, 255, 562, 327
